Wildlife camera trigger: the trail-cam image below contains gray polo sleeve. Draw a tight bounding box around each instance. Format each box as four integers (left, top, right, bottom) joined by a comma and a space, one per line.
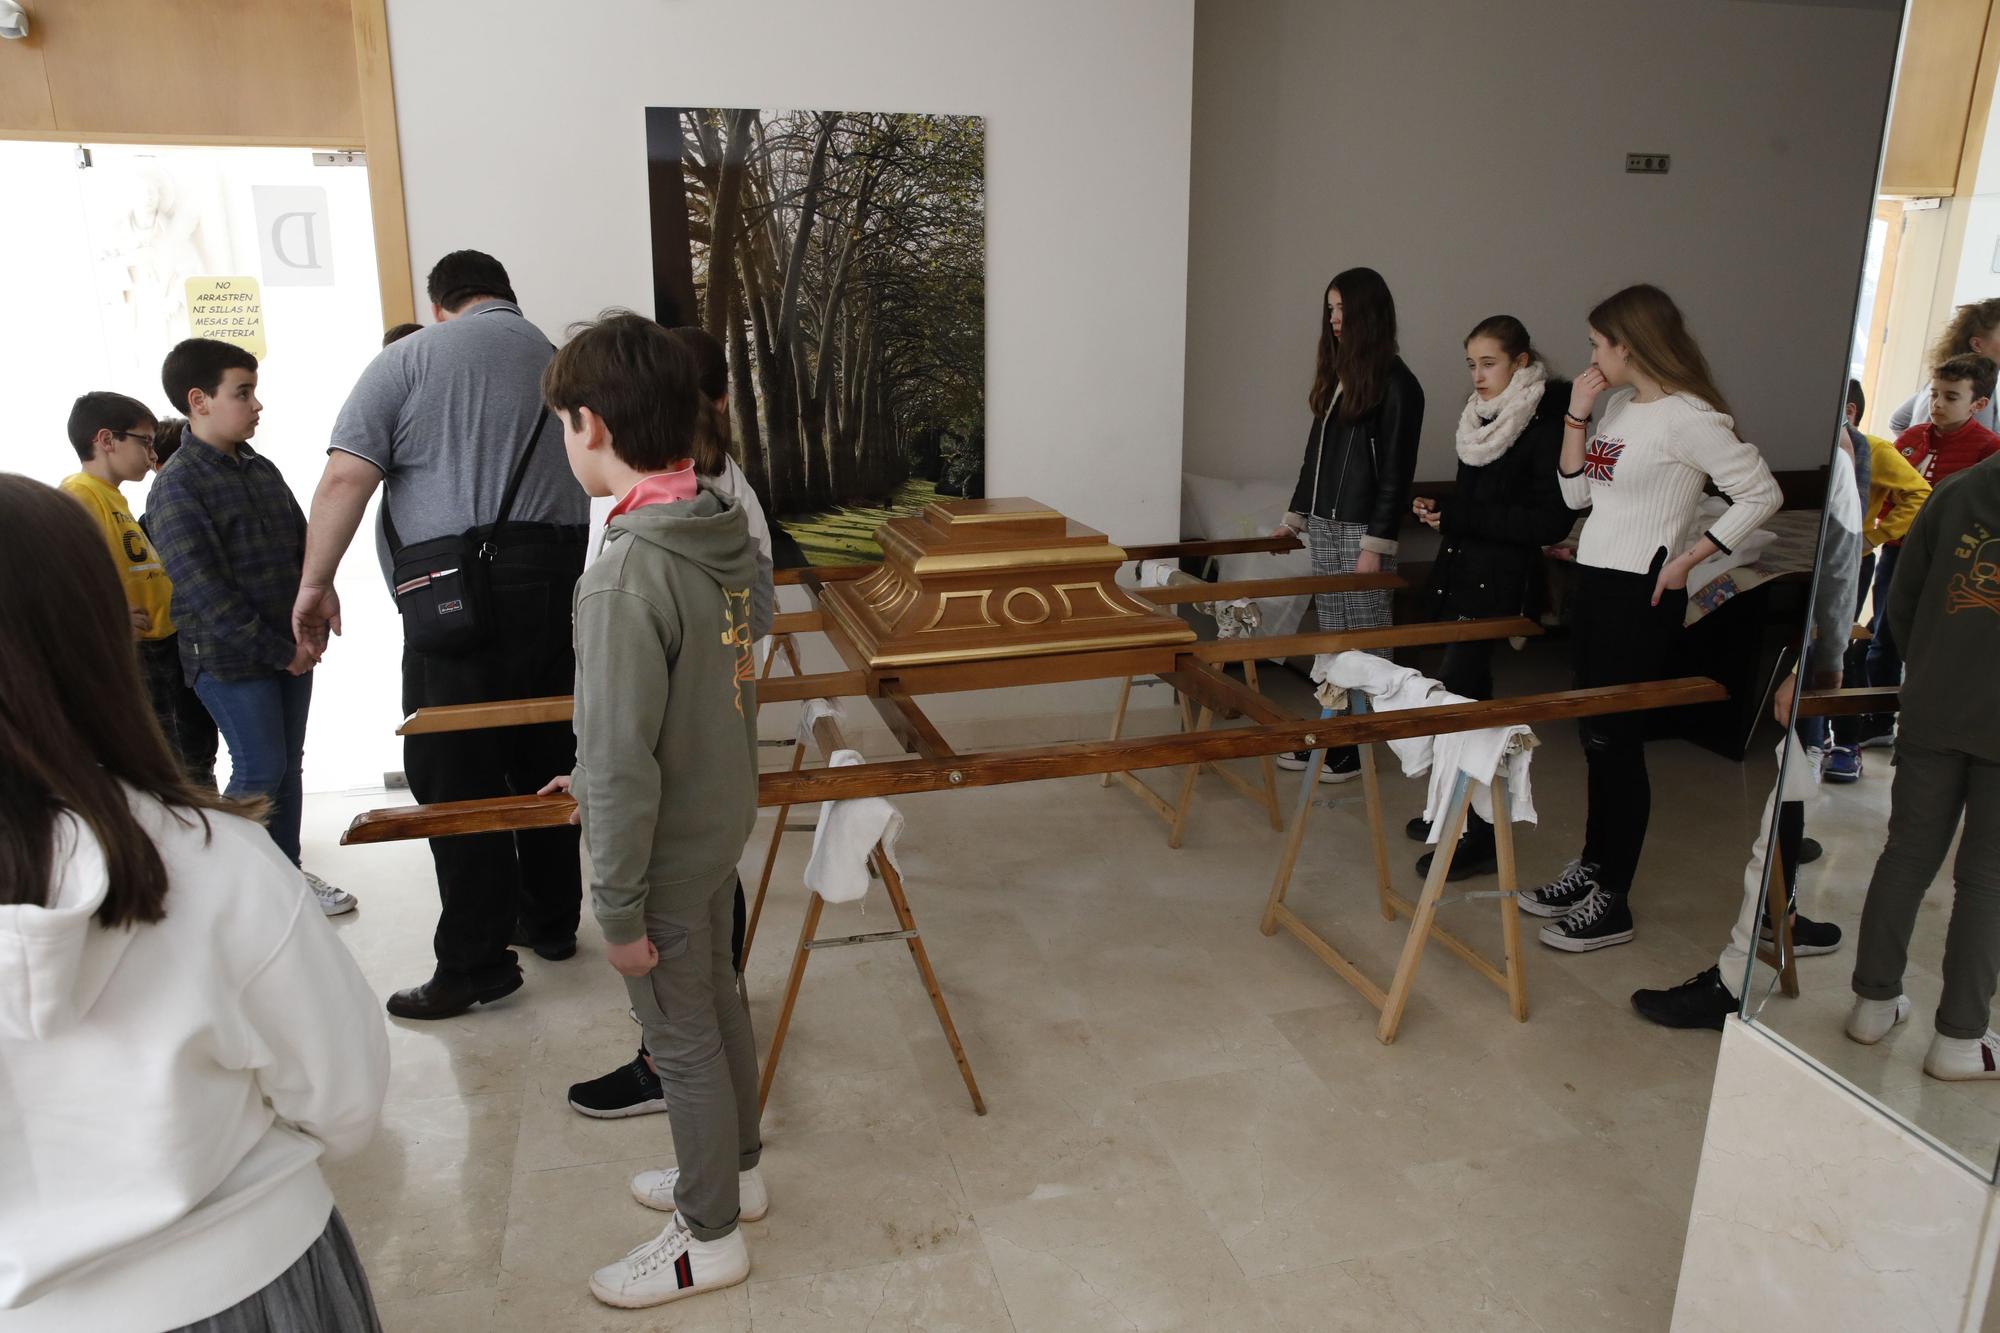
327, 348, 409, 474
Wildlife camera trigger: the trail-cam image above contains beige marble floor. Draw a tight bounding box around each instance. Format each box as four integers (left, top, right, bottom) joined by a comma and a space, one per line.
311, 677, 1790, 1332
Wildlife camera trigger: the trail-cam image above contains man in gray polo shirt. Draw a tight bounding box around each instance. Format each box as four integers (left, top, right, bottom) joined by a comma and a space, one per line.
294, 250, 588, 1020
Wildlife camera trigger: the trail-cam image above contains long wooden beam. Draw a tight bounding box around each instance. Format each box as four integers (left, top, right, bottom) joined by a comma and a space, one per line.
771, 610, 823, 636
775, 563, 872, 586
1137, 572, 1403, 605
869, 691, 956, 759
1121, 535, 1302, 561
1796, 686, 1900, 718
342, 677, 1725, 844
1189, 616, 1539, 665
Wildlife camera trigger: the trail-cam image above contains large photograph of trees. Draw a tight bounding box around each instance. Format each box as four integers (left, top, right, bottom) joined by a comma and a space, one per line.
646, 107, 985, 564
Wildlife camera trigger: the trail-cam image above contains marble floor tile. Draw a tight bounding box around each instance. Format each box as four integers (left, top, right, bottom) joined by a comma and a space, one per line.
746, 1124, 979, 1282
931, 1086, 1183, 1212
748, 1250, 1014, 1332
1135, 1062, 1448, 1278
978, 1182, 1278, 1333
374, 1287, 498, 1333
325, 1092, 521, 1303
1250, 1240, 1543, 1333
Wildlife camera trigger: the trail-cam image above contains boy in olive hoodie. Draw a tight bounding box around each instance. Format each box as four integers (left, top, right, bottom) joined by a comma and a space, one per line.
537, 313, 763, 1308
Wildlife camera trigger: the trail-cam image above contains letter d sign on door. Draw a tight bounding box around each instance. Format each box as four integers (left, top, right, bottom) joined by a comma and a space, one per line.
253, 185, 334, 287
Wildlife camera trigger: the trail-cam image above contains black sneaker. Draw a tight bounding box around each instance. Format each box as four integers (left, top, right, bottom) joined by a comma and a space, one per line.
1798, 837, 1823, 866
1538, 886, 1635, 952
1274, 747, 1361, 784
1518, 858, 1599, 919
1415, 826, 1498, 881
1404, 814, 1430, 842
1760, 914, 1843, 957
1855, 716, 1897, 750
1631, 966, 1737, 1030
568, 1046, 667, 1119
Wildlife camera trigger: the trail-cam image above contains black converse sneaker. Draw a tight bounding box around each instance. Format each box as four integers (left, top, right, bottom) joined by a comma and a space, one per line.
1538, 885, 1635, 952
1517, 858, 1600, 918
1274, 746, 1362, 783
568, 1047, 667, 1119
1631, 966, 1738, 1030
1760, 914, 1843, 957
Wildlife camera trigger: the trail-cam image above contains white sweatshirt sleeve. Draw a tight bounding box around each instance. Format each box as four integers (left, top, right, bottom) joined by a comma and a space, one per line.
1558, 463, 1592, 511
236, 887, 390, 1162
1667, 400, 1782, 554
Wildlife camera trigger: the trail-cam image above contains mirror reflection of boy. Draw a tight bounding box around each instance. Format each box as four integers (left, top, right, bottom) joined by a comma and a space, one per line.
1859, 356, 1999, 748
1845, 451, 2000, 1079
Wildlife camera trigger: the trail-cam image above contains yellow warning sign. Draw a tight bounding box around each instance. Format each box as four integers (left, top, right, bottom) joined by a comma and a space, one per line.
185, 276, 267, 358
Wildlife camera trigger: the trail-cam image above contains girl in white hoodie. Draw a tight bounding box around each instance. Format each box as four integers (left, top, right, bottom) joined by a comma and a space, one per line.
0, 474, 390, 1333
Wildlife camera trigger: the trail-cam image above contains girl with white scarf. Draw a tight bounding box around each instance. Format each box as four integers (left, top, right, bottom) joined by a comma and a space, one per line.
1405, 316, 1574, 879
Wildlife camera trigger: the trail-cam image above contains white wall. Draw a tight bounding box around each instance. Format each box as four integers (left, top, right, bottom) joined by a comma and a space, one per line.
384, 0, 1195, 545
1183, 0, 1903, 489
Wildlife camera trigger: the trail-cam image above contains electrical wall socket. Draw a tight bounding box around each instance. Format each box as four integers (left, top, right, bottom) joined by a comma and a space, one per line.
1625, 153, 1671, 174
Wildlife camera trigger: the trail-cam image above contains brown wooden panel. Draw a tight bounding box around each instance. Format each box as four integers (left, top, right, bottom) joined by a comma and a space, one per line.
869, 692, 955, 759
1189, 615, 1540, 664
1137, 572, 1404, 605
342, 677, 1728, 844
757, 670, 870, 703
771, 610, 823, 636
1121, 534, 1302, 561
36, 0, 363, 144
879, 643, 1185, 697
0, 2, 56, 132
397, 694, 574, 736
1797, 686, 1900, 718
1161, 665, 1296, 726
350, 0, 412, 323
1881, 0, 1994, 196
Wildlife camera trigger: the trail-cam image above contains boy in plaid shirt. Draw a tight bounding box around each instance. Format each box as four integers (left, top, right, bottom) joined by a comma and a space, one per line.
147, 338, 354, 916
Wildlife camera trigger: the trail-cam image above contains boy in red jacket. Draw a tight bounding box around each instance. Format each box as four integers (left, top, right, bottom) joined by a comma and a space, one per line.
1863, 354, 2000, 741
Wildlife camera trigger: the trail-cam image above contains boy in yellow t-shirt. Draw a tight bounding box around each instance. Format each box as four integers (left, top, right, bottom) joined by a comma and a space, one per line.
59, 391, 216, 787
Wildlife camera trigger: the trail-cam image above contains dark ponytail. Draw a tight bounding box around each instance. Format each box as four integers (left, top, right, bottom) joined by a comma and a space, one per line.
667, 326, 733, 479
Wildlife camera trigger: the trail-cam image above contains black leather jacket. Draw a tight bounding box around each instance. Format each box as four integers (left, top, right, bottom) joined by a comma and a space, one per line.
1287, 357, 1426, 549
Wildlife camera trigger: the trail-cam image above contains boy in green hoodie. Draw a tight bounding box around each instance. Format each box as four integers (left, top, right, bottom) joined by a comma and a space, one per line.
537, 313, 764, 1308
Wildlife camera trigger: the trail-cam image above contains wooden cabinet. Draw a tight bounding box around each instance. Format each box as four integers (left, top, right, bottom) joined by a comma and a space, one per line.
1881, 0, 1997, 197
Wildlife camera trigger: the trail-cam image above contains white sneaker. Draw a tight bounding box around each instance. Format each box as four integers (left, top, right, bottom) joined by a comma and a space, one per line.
1844, 994, 1910, 1045
588, 1215, 749, 1309
1925, 1031, 2000, 1081
304, 871, 357, 916
631, 1164, 769, 1221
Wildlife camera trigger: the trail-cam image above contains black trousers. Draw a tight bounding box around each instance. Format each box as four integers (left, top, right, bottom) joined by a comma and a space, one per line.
1571, 559, 1686, 897
401, 536, 586, 979
1437, 634, 1496, 843
139, 634, 219, 790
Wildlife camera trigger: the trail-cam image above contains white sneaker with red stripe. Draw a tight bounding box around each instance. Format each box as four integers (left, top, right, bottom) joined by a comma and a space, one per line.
588, 1215, 749, 1309
1844, 994, 1910, 1045
1924, 1031, 2000, 1081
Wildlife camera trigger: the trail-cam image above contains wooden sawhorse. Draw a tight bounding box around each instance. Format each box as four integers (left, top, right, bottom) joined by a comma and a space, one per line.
1260, 696, 1527, 1044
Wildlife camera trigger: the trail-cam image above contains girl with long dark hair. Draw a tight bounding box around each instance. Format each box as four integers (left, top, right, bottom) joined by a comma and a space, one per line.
1273, 267, 1425, 781
0, 474, 389, 1332
1405, 315, 1574, 878
1526, 285, 1781, 952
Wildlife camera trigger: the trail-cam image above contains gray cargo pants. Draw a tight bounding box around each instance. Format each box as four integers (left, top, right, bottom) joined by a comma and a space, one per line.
622, 867, 764, 1239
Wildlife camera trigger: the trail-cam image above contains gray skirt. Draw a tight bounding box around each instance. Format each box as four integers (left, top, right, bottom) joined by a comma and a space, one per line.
169, 1209, 381, 1333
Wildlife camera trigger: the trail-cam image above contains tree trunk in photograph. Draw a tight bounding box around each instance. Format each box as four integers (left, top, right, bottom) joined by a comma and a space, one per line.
702, 109, 755, 346
645, 107, 699, 327
728, 281, 770, 502
741, 239, 800, 513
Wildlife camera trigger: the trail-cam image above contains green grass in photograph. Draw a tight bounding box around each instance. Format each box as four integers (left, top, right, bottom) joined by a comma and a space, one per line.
778, 480, 942, 565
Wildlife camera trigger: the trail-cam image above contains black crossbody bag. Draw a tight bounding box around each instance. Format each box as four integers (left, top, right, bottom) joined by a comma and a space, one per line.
385, 406, 550, 657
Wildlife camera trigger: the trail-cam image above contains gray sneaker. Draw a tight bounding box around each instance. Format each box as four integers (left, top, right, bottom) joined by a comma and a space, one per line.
304, 870, 357, 917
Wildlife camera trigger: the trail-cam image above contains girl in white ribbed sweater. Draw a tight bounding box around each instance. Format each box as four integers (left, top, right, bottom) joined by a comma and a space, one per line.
1523, 284, 1781, 952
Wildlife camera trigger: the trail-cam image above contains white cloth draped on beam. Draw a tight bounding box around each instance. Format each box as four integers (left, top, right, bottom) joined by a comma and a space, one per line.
1309, 649, 1539, 840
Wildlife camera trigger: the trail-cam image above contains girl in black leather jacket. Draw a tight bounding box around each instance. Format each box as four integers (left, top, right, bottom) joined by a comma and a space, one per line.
1273, 267, 1425, 781
1405, 315, 1574, 877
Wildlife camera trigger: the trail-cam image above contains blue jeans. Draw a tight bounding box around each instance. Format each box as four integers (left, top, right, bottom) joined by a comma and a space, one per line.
194, 669, 313, 866
1864, 544, 1903, 688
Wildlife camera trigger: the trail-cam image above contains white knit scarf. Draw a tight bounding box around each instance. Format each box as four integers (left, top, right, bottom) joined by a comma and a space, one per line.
1455, 362, 1547, 467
